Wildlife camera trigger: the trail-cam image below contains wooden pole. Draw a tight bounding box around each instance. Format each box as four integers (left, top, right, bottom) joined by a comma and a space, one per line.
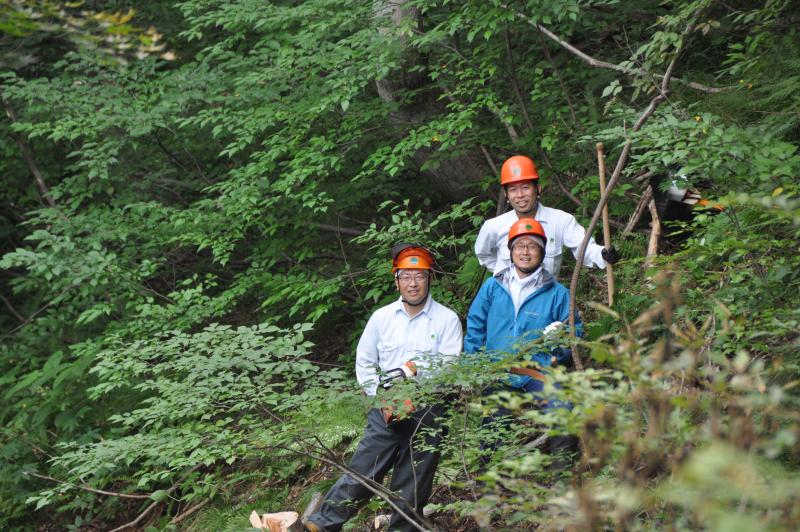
596, 143, 615, 307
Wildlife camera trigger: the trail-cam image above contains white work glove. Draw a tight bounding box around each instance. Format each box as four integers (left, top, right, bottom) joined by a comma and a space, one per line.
543, 321, 564, 336
400, 360, 417, 378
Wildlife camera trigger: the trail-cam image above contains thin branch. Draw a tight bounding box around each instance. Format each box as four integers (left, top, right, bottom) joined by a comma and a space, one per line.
536, 151, 582, 208
109, 464, 202, 532
24, 472, 152, 500
479, 145, 507, 217
507, 8, 728, 94
502, 27, 582, 208
486, 101, 520, 143
3, 99, 57, 208
170, 499, 210, 525
285, 435, 432, 532
1, 295, 25, 322
318, 223, 363, 237
567, 12, 701, 369
0, 282, 79, 342
504, 26, 536, 134
334, 221, 369, 315
536, 32, 579, 126
623, 185, 654, 235
459, 394, 477, 501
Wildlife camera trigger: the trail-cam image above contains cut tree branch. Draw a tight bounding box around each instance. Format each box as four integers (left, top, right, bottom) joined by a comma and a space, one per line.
566, 12, 701, 369
645, 198, 661, 269
623, 185, 654, 235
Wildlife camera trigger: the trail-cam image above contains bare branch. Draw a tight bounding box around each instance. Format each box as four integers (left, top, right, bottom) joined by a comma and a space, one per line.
3, 99, 57, 208
645, 198, 661, 270
0, 295, 25, 322
479, 145, 507, 216
507, 8, 729, 94
24, 472, 152, 500
623, 185, 654, 235
170, 499, 210, 525
284, 435, 432, 532
109, 464, 202, 532
536, 32, 579, 125
318, 223, 363, 237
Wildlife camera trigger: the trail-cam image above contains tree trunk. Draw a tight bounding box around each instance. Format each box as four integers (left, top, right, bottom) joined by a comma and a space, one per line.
374, 0, 487, 201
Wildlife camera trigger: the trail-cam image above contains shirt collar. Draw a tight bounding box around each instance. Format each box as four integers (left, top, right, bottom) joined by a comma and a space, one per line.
393, 294, 433, 318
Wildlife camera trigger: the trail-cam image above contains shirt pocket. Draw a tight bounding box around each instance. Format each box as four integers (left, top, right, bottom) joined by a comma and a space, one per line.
377, 340, 402, 360
411, 338, 438, 358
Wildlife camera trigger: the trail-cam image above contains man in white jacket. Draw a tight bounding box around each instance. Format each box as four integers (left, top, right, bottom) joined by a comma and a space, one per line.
304, 244, 462, 532
474, 155, 619, 278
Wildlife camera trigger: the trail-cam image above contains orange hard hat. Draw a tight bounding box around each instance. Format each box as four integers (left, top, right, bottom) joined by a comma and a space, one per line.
391, 243, 435, 272
500, 155, 539, 185
507, 218, 546, 250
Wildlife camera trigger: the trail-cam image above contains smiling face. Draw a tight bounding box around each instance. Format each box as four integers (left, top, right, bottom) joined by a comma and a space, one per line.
510, 235, 544, 276
395, 269, 430, 306
504, 180, 539, 215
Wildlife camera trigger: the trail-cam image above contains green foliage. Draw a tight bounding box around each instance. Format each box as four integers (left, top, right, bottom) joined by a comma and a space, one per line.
1, 0, 799, 529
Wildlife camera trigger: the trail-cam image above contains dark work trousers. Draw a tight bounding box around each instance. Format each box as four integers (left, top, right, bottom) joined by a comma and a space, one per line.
306, 404, 446, 532
480, 378, 576, 467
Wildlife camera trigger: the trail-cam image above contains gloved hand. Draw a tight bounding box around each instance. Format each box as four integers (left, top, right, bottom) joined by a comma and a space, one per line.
379, 361, 417, 390
381, 398, 415, 425
601, 246, 620, 265
543, 321, 563, 336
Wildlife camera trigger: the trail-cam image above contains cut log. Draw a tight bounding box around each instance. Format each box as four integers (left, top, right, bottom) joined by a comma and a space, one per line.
249, 510, 303, 532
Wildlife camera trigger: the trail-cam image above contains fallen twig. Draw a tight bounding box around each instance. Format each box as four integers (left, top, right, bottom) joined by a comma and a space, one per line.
24, 472, 151, 500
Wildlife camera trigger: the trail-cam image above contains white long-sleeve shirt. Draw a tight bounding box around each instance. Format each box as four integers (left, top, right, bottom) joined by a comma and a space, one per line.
474, 204, 607, 278
355, 296, 463, 396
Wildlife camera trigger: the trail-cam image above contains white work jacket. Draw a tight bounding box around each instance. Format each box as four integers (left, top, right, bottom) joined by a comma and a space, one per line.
474, 204, 607, 278
355, 295, 463, 396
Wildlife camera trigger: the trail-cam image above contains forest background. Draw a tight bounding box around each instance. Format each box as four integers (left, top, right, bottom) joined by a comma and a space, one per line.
1, 0, 799, 530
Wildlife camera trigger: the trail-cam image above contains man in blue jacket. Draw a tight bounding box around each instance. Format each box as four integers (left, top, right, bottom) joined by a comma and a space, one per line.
465, 217, 580, 468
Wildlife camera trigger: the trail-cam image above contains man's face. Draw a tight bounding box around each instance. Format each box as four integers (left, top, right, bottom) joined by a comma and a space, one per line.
504, 180, 539, 214
395, 269, 430, 305
511, 236, 544, 275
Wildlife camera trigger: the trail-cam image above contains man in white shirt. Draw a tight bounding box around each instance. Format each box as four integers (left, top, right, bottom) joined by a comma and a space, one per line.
304, 244, 463, 532
474, 154, 619, 278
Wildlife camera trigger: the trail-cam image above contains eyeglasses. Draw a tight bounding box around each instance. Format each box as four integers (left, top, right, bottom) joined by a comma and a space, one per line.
512, 244, 541, 252
396, 272, 429, 283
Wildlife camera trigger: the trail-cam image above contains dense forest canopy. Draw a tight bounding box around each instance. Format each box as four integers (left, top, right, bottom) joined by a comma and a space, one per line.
1, 0, 799, 529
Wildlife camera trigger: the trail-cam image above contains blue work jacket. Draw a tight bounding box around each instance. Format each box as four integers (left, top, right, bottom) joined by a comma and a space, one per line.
464, 269, 581, 388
